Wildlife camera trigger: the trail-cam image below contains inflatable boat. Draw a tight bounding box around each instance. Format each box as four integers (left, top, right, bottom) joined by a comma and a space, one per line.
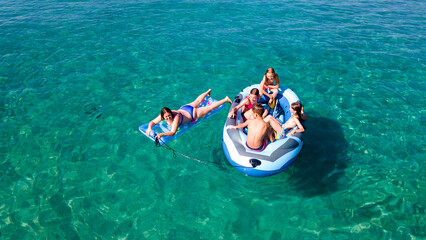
222, 84, 304, 177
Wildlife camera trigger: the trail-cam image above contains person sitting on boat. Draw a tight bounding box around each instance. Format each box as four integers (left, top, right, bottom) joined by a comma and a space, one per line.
264, 102, 305, 139
227, 88, 268, 120
229, 103, 274, 152
260, 67, 280, 106
146, 89, 232, 139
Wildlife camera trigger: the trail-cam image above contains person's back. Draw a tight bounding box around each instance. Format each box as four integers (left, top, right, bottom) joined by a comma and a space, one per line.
246, 114, 268, 149
229, 103, 271, 151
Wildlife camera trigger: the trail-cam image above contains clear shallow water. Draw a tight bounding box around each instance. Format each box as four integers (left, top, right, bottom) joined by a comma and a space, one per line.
0, 0, 425, 239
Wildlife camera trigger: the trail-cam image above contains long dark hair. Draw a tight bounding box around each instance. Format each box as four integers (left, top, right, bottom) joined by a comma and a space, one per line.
291, 102, 302, 119
250, 88, 260, 96
160, 107, 173, 120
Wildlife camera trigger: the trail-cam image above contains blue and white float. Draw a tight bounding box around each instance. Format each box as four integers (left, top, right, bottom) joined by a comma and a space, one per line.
222, 84, 304, 177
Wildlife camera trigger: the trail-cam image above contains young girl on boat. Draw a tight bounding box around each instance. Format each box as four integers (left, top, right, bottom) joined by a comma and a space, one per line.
264, 102, 305, 139
260, 67, 280, 106
227, 88, 268, 120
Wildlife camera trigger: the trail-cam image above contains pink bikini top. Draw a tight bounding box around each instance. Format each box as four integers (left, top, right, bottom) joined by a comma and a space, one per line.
244, 97, 253, 110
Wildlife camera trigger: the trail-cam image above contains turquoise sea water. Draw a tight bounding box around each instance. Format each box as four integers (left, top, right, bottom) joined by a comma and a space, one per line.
1, 0, 425, 239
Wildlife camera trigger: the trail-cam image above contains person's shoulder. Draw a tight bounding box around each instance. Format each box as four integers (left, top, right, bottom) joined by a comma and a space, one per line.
254, 118, 266, 125
247, 119, 257, 125
292, 116, 301, 123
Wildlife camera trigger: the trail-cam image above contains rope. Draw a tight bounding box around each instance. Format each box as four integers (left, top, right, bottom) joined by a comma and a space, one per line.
155, 137, 219, 165
154, 134, 254, 169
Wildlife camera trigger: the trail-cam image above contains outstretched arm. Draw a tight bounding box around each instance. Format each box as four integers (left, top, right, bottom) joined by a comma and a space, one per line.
155, 114, 180, 139
146, 114, 162, 137
228, 98, 249, 118
229, 120, 250, 130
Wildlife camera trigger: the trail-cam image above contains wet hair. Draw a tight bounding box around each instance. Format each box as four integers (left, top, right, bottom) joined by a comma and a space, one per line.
250, 88, 260, 96
252, 103, 264, 116
291, 102, 302, 119
160, 107, 173, 120
264, 67, 276, 79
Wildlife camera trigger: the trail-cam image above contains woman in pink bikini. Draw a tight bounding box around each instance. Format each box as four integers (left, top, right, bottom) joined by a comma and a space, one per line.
259, 67, 280, 105
227, 88, 268, 120
146, 89, 232, 139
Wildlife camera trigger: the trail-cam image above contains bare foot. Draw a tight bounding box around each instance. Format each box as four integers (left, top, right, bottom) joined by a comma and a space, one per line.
225, 96, 232, 104
206, 89, 212, 96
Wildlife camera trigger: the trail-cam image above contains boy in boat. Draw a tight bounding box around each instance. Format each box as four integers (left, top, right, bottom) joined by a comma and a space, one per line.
229, 103, 274, 151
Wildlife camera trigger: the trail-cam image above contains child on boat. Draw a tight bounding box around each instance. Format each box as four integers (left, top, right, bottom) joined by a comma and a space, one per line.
229, 103, 274, 151
260, 67, 280, 106
264, 102, 305, 139
227, 88, 268, 120
146, 89, 232, 139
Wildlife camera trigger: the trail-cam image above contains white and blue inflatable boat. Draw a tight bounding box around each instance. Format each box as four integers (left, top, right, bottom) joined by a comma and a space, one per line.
222, 84, 304, 177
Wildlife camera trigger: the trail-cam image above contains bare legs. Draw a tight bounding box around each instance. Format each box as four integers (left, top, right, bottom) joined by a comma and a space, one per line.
195, 96, 232, 119
269, 89, 278, 104
178, 89, 231, 121
266, 126, 275, 143
264, 115, 283, 137
187, 89, 212, 108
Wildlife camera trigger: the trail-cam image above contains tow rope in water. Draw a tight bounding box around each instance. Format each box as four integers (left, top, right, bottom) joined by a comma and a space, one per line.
155, 137, 219, 165
154, 135, 254, 169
